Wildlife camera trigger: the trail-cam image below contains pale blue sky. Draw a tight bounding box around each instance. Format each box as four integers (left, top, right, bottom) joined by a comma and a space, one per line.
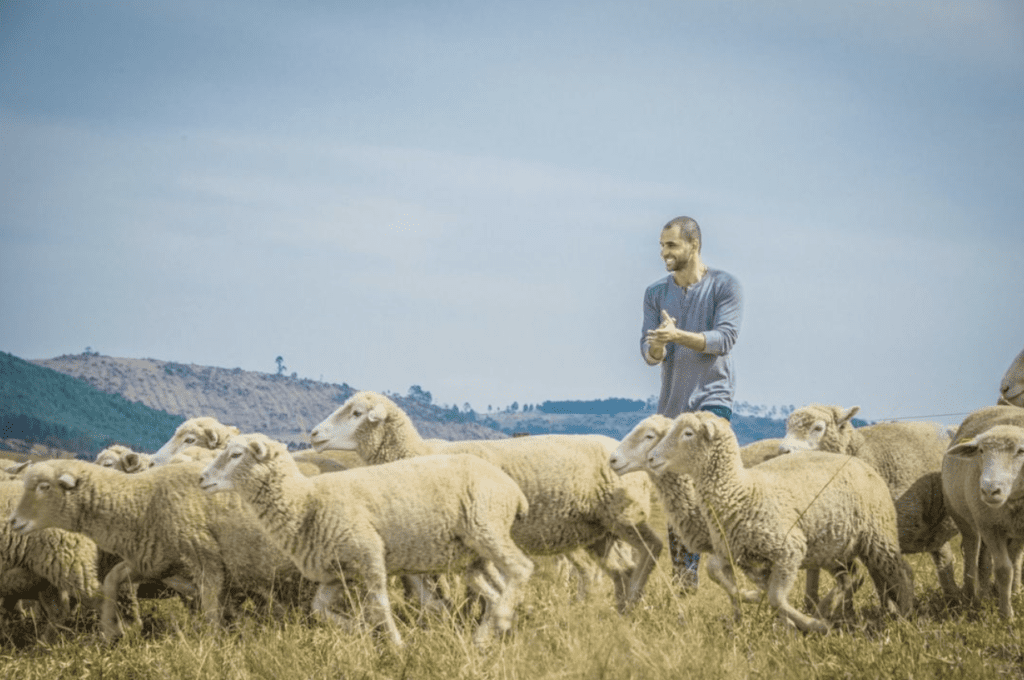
2, 1, 1021, 424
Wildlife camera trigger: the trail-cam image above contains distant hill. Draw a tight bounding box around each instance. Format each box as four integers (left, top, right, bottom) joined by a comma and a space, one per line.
482, 403, 789, 445
3, 351, 804, 457
27, 353, 507, 451
0, 351, 183, 457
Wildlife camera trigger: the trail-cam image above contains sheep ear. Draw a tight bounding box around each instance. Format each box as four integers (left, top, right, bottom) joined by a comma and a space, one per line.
946, 436, 981, 459
249, 439, 274, 462
701, 416, 718, 440
228, 425, 241, 436
203, 426, 221, 447
8, 461, 29, 475
57, 473, 78, 490
837, 406, 860, 425
367, 404, 388, 423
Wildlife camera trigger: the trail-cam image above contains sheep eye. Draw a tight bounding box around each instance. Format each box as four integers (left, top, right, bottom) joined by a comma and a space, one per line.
184, 436, 196, 443
230, 450, 243, 459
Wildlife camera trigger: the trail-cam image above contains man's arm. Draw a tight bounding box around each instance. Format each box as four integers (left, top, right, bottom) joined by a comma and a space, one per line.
646, 310, 706, 361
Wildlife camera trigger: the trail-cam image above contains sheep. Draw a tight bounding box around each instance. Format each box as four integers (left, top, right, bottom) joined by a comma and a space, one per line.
151, 416, 240, 466
942, 405, 1024, 619
612, 418, 855, 616
647, 411, 913, 633
309, 391, 663, 614
8, 459, 302, 640
198, 433, 535, 647
778, 404, 958, 598
0, 480, 103, 629
1000, 347, 1024, 407
95, 445, 154, 473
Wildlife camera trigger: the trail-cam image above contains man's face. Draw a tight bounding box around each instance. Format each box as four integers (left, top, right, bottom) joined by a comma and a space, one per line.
660, 226, 695, 272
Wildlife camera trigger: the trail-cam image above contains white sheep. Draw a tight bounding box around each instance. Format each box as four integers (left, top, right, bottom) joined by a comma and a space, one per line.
612, 417, 854, 615
1000, 347, 1024, 407
309, 391, 663, 613
151, 416, 240, 466
778, 404, 958, 597
95, 445, 155, 473
942, 405, 1024, 619
8, 459, 301, 639
648, 411, 914, 633
0, 480, 103, 628
199, 433, 535, 647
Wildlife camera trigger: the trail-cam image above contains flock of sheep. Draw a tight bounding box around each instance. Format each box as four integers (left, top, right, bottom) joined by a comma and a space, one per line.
1, 347, 1022, 646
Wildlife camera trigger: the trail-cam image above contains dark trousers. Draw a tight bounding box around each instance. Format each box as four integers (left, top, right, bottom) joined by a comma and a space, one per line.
668, 405, 732, 579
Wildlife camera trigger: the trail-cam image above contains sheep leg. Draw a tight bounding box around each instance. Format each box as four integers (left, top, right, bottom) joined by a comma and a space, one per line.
815, 562, 862, 621
704, 553, 761, 619
357, 560, 402, 647
803, 568, 821, 613
462, 533, 534, 641
930, 543, 959, 596
190, 562, 226, 628
981, 531, 1016, 620
960, 528, 984, 603
766, 562, 830, 634
310, 582, 360, 632
610, 522, 663, 613
100, 561, 141, 640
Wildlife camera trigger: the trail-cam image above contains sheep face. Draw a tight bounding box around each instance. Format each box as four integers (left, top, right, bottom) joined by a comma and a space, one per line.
646, 412, 727, 477
946, 425, 1024, 508
1001, 348, 1024, 408
310, 393, 388, 452
154, 417, 240, 461
8, 462, 82, 535
95, 450, 121, 469
611, 415, 673, 475
199, 434, 284, 494
778, 404, 860, 455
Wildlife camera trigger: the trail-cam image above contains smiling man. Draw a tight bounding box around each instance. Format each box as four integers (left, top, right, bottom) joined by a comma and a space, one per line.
640, 215, 744, 593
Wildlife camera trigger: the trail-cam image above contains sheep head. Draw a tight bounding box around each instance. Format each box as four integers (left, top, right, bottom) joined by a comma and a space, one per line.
778, 404, 860, 455
310, 391, 390, 454
154, 416, 241, 463
611, 414, 673, 475
200, 433, 293, 494
646, 411, 733, 477
946, 424, 1024, 508
8, 461, 86, 534
1000, 348, 1024, 408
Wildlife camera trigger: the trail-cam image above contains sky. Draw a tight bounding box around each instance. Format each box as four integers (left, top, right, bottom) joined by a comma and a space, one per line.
1, 0, 1021, 425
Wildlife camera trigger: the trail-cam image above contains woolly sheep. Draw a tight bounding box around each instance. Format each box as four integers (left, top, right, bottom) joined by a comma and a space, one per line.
778, 404, 958, 597
95, 445, 155, 473
0, 480, 103, 627
151, 416, 240, 466
199, 433, 535, 647
8, 459, 301, 639
309, 391, 663, 613
612, 417, 854, 615
648, 411, 914, 633
1000, 347, 1024, 407
942, 405, 1024, 618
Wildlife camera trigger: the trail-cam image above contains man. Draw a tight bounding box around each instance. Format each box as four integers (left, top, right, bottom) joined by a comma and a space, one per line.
641, 216, 743, 591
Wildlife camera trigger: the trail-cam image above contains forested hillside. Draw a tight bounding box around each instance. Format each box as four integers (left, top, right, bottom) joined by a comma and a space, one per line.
0, 351, 183, 456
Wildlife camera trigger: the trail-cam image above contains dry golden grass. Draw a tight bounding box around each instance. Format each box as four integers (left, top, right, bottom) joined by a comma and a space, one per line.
1, 494, 1022, 679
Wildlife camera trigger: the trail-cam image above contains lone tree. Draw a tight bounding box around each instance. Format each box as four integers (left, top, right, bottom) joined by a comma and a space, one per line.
275, 356, 286, 376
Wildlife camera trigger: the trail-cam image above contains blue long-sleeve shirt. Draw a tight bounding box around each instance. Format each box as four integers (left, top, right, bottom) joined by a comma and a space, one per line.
641, 268, 743, 417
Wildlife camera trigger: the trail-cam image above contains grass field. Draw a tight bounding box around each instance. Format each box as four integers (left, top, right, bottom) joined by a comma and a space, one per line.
1, 495, 1022, 679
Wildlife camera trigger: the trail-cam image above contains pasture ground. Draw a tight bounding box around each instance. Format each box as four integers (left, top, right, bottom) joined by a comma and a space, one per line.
1, 493, 1022, 679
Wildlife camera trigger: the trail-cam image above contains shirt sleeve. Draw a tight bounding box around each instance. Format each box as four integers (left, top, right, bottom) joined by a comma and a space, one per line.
702, 274, 743, 356
641, 285, 663, 365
